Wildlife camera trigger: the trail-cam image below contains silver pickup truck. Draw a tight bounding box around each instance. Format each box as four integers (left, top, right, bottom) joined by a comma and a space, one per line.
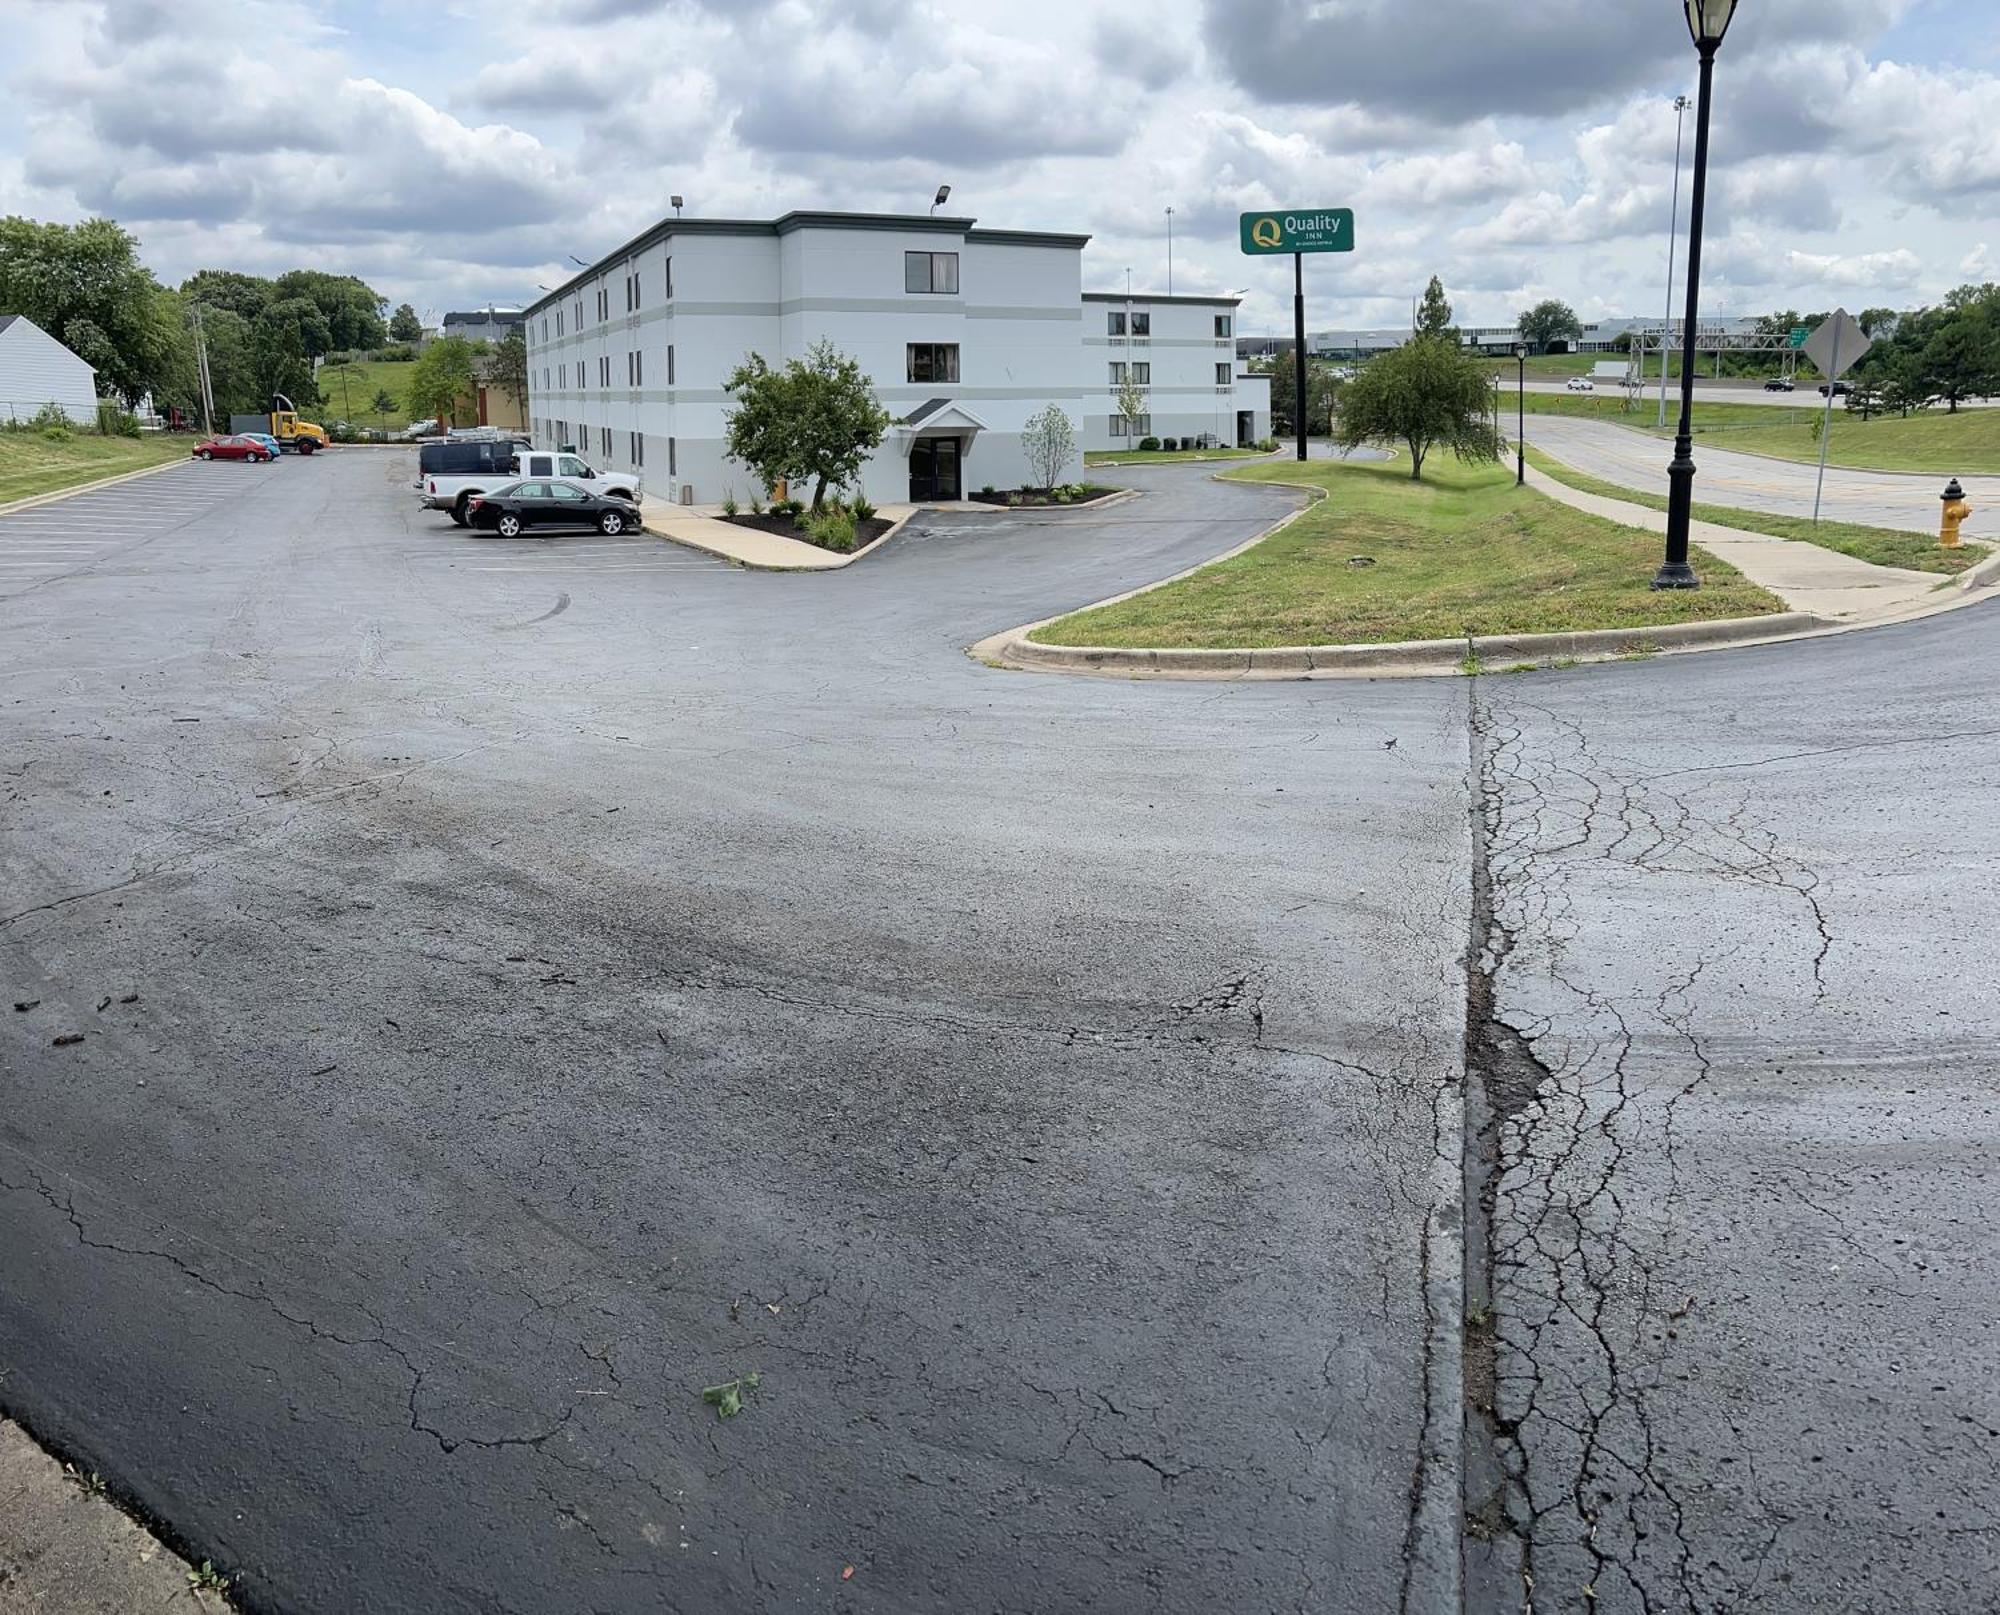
416, 440, 644, 525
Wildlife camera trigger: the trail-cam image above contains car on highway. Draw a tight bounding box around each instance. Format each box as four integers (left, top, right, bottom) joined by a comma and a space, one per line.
191, 434, 275, 463
463, 479, 644, 538
1763, 377, 1796, 392
1565, 377, 1595, 392
1818, 381, 1853, 397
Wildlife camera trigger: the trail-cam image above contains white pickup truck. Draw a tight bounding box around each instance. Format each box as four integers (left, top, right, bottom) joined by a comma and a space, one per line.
417, 441, 644, 525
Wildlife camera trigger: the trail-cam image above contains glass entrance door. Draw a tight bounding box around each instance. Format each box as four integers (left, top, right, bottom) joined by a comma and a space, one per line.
909, 437, 962, 502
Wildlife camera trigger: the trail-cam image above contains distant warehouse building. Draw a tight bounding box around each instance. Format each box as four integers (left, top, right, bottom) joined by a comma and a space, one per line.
0, 315, 99, 426
522, 210, 1270, 506
442, 309, 525, 344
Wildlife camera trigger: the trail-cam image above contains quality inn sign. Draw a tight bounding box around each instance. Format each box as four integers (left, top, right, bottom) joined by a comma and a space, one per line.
1240, 209, 1355, 255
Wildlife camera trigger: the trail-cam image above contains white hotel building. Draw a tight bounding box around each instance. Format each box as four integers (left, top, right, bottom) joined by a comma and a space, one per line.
523, 210, 1270, 507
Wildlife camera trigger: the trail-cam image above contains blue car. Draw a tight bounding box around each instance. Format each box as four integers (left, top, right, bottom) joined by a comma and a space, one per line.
242, 433, 283, 459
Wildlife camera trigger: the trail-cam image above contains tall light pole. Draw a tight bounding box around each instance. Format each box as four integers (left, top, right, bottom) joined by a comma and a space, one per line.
1165, 206, 1175, 295
1513, 343, 1528, 485
1655, 0, 1737, 592
1657, 93, 1691, 428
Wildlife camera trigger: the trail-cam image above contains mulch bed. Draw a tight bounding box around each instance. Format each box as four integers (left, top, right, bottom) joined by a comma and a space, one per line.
969, 485, 1122, 507
723, 511, 893, 551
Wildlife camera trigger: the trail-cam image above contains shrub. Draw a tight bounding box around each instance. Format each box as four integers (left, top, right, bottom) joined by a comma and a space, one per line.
749, 494, 764, 515
95, 402, 141, 437
806, 506, 857, 551
30, 402, 73, 442
1051, 487, 1072, 503
1255, 437, 1278, 452
721, 493, 739, 516
849, 494, 876, 522
1137, 436, 1160, 451
770, 496, 804, 521
980, 484, 996, 497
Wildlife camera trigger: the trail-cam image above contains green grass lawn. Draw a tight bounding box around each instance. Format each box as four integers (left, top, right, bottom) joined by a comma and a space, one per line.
1515, 390, 2000, 472
312, 357, 420, 429
0, 431, 188, 505
1030, 457, 1785, 650
1522, 446, 1985, 576
1083, 446, 1268, 465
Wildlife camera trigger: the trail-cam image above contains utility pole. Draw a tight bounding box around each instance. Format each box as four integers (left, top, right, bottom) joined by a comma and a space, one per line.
190, 303, 215, 434
1166, 206, 1174, 296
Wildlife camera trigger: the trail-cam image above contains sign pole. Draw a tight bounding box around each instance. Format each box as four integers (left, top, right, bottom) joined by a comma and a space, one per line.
1293, 251, 1307, 461
1811, 323, 1839, 527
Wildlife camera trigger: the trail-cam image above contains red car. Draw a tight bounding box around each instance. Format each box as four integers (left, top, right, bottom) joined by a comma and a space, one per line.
192, 434, 274, 463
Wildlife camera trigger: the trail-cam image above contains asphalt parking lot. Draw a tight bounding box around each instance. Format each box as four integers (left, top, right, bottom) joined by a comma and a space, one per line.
3, 448, 1996, 1614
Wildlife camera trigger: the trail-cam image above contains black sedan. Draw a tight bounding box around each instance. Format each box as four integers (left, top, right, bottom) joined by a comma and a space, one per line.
463, 479, 643, 538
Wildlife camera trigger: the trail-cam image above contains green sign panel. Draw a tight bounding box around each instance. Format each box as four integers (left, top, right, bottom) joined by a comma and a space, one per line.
1787, 326, 1809, 348
1240, 209, 1355, 256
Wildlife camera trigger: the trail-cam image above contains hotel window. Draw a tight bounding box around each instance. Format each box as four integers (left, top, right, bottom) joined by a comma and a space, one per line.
907, 343, 959, 383
559, 363, 567, 388
1108, 361, 1127, 383
1107, 310, 1125, 336
668, 437, 677, 477
601, 425, 611, 459
1130, 312, 1151, 336
1110, 415, 1126, 437
1215, 314, 1233, 338
541, 317, 548, 341
903, 251, 959, 294
1131, 362, 1150, 384
632, 271, 641, 311
663, 256, 673, 298
667, 344, 675, 385
556, 310, 564, 337
1216, 362, 1232, 384
1131, 412, 1151, 435
630, 432, 644, 466
575, 300, 583, 330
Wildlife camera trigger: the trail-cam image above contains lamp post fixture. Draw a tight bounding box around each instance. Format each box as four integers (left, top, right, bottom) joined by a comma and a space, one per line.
1655, 0, 1737, 591
1513, 342, 1528, 485
1657, 94, 1690, 429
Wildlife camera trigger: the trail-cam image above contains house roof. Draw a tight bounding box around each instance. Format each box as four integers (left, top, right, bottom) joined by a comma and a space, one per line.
0, 315, 18, 335
900, 397, 952, 427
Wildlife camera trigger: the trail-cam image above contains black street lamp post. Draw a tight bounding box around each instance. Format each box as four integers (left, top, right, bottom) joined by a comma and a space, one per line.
1655, 0, 1737, 591
1513, 342, 1527, 485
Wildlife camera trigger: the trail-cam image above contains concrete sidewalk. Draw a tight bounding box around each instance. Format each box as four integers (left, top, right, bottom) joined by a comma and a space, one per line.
1, 1418, 223, 1611
1525, 463, 1945, 620
639, 495, 918, 570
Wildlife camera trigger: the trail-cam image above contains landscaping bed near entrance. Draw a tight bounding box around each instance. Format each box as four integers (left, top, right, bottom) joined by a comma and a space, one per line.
1030, 457, 1785, 650
970, 484, 1121, 507
721, 503, 892, 554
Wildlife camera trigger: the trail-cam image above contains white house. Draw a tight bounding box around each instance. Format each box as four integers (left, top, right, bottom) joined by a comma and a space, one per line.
523, 210, 1270, 506
0, 315, 99, 426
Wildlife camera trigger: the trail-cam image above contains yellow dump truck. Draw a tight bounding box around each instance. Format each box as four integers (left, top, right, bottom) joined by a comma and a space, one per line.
229, 393, 331, 454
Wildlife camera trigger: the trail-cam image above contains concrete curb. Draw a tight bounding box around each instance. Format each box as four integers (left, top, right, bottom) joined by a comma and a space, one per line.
0, 453, 189, 517
1954, 544, 2000, 592
644, 509, 908, 572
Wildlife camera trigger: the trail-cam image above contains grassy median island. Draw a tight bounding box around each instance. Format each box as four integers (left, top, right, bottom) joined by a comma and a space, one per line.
1522, 447, 1987, 576
1029, 457, 1785, 650
0, 431, 186, 505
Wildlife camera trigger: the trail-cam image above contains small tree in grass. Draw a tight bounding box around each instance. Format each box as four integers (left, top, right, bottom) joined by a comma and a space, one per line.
370, 387, 397, 416
724, 340, 891, 513
1114, 374, 1147, 447
1336, 336, 1499, 481
405, 335, 477, 428
1022, 403, 1076, 489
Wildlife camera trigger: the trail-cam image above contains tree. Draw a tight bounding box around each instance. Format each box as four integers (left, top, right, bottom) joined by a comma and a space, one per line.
1114, 373, 1148, 445
490, 328, 528, 411
1517, 298, 1583, 355
1268, 350, 1341, 437
1022, 403, 1077, 489
371, 387, 398, 416
182, 269, 273, 322
724, 340, 892, 511
0, 215, 185, 404
274, 270, 386, 351
1416, 275, 1455, 341
1335, 336, 1499, 481
1915, 307, 2000, 412
404, 335, 478, 427
389, 303, 423, 343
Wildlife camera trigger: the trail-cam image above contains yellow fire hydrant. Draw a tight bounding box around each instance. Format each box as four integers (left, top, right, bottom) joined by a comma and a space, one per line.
1940, 478, 1971, 548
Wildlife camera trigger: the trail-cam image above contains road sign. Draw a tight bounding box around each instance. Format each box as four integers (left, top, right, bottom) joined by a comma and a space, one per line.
1786, 326, 1809, 348
1240, 209, 1355, 256
1801, 308, 1872, 381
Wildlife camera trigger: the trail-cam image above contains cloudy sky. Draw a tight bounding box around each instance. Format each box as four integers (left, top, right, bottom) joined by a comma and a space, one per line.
3, 0, 1996, 334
